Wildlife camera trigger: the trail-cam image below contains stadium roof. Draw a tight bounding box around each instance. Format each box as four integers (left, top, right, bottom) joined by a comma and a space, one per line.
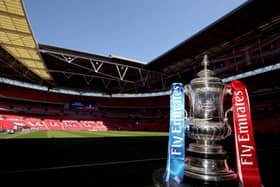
39, 43, 163, 93
0, 0, 279, 93
0, 0, 53, 82
147, 0, 279, 72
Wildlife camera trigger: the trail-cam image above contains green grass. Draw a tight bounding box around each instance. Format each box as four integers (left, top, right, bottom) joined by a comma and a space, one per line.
0, 130, 168, 139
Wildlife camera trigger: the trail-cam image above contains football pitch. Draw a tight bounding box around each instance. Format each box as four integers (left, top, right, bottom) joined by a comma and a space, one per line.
0, 130, 279, 186
0, 130, 169, 186
0, 130, 168, 139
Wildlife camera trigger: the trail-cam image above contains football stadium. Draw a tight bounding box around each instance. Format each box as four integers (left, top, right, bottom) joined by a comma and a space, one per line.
0, 0, 279, 186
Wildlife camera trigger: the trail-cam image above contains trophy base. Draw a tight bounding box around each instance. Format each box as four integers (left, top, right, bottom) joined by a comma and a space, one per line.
152, 168, 240, 187
184, 168, 237, 183
182, 175, 239, 186
184, 153, 237, 183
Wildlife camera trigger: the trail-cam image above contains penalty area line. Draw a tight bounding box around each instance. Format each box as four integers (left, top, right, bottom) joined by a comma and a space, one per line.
1, 157, 166, 173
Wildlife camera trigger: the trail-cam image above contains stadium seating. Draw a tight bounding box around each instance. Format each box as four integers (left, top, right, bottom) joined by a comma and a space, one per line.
211, 36, 280, 75
0, 83, 169, 108
0, 79, 278, 133
0, 83, 170, 132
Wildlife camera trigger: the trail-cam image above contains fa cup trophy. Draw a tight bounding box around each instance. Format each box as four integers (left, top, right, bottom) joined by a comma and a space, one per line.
160, 55, 261, 187
184, 55, 237, 182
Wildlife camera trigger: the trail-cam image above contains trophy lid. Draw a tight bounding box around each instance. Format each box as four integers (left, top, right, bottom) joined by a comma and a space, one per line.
190, 55, 223, 86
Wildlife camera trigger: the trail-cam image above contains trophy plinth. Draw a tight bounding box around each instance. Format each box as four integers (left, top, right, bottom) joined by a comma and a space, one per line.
184, 55, 236, 183
153, 168, 239, 187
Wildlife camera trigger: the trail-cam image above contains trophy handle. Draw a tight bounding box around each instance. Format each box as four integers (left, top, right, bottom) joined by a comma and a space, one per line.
185, 109, 188, 120
184, 84, 190, 96
224, 84, 233, 137
184, 84, 191, 132
184, 84, 190, 121
224, 107, 232, 122
224, 107, 233, 137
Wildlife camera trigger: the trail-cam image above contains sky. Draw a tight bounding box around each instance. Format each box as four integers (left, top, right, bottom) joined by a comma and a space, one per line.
24, 0, 247, 63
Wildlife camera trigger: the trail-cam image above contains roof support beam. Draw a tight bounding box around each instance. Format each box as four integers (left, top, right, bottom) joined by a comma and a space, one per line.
161, 75, 167, 90
90, 60, 103, 72
138, 69, 151, 87
83, 75, 93, 85
48, 53, 135, 83
62, 55, 76, 63
116, 64, 128, 80
102, 79, 111, 89
48, 69, 121, 82
63, 72, 72, 79
40, 48, 163, 74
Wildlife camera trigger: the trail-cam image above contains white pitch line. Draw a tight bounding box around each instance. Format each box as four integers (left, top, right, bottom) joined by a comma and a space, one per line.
1, 157, 166, 173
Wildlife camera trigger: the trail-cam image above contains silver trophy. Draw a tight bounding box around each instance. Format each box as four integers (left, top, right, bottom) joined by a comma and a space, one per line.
184, 55, 237, 182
